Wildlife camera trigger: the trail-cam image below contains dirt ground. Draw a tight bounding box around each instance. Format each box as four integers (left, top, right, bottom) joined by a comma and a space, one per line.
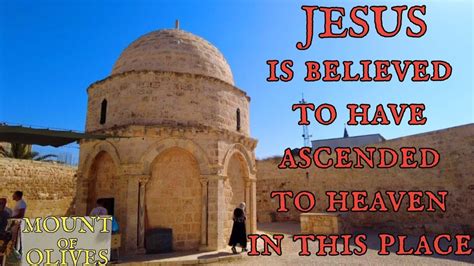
224, 222, 473, 265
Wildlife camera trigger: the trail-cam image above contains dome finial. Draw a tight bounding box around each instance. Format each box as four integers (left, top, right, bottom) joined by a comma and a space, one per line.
175, 20, 180, 29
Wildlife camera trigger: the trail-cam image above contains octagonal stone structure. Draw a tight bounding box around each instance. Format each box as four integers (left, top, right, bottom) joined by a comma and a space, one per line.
76, 28, 257, 255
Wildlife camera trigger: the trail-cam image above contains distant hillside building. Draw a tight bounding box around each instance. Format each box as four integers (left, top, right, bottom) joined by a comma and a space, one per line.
311, 129, 385, 149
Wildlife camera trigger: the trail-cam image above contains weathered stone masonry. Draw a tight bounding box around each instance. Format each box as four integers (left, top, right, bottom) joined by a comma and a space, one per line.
257, 124, 474, 235
76, 28, 258, 255
0, 158, 76, 218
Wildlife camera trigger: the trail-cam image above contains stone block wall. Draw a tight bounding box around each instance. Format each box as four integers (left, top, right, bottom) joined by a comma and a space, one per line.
146, 148, 202, 251
222, 153, 247, 247
0, 158, 76, 217
76, 125, 257, 253
257, 124, 474, 234
300, 213, 341, 234
86, 71, 250, 135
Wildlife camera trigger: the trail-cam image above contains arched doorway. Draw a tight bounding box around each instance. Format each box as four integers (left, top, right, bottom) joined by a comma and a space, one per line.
145, 147, 202, 251
86, 151, 118, 215
223, 153, 248, 246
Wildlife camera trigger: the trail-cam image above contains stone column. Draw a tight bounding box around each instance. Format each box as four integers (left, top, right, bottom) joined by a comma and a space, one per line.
245, 180, 251, 234
137, 175, 150, 254
123, 174, 140, 253
199, 177, 209, 250
206, 175, 226, 250
250, 178, 257, 233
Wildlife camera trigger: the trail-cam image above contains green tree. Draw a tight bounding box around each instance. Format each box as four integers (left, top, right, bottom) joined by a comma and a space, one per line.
0, 143, 57, 161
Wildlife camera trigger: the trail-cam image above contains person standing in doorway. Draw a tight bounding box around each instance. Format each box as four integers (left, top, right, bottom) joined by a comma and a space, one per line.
11, 191, 26, 219
90, 199, 108, 216
228, 202, 248, 254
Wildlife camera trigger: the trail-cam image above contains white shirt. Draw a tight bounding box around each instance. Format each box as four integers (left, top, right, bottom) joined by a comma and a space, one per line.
90, 206, 108, 216
12, 199, 27, 217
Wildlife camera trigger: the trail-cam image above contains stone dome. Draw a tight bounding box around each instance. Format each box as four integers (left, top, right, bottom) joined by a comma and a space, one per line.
111, 29, 234, 85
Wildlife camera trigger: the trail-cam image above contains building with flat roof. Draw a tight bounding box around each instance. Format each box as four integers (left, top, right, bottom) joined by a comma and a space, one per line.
311, 129, 385, 149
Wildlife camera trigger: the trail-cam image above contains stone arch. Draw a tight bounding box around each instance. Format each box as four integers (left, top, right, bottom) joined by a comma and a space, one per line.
221, 143, 255, 177
141, 138, 211, 176
81, 141, 121, 179
145, 147, 202, 250
86, 151, 117, 211
221, 144, 255, 245
225, 152, 247, 207
81, 141, 125, 228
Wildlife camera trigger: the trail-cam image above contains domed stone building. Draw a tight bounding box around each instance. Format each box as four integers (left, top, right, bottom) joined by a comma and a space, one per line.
75, 28, 257, 254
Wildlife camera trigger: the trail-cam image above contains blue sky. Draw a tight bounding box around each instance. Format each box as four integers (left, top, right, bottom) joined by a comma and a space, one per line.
0, 0, 472, 161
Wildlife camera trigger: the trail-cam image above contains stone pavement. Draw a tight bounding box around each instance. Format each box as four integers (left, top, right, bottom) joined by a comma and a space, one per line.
117, 222, 473, 265
116, 249, 243, 265
229, 222, 474, 266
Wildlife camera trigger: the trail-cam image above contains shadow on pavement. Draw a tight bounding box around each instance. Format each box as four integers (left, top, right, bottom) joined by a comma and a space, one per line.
258, 222, 473, 264
197, 251, 237, 259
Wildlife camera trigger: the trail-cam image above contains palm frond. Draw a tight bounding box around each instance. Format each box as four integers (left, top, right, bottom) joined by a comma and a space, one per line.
0, 146, 11, 157
1, 143, 58, 161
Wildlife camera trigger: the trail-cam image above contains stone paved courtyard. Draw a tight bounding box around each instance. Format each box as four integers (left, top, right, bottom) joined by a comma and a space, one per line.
226, 222, 474, 265
118, 222, 473, 265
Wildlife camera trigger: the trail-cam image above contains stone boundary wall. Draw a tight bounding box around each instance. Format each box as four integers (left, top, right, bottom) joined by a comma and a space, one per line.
257, 124, 474, 234
0, 158, 77, 217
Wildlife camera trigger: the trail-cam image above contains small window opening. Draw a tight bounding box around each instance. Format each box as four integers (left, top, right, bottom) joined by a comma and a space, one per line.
236, 108, 241, 131
100, 99, 107, 125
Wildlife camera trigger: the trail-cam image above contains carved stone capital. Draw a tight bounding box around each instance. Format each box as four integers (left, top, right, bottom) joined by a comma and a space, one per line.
137, 175, 151, 184
200, 177, 209, 185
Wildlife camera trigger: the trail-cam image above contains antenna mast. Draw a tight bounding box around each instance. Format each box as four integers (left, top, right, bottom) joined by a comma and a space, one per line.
300, 94, 312, 147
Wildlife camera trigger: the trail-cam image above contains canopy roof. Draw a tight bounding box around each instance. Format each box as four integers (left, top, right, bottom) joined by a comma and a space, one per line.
0, 124, 109, 147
